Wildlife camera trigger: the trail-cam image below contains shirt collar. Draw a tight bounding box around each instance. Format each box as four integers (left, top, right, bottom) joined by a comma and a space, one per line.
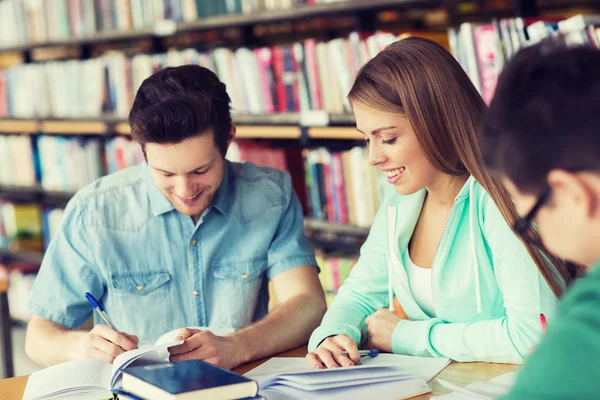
141, 162, 175, 216
210, 160, 231, 216
140, 160, 231, 217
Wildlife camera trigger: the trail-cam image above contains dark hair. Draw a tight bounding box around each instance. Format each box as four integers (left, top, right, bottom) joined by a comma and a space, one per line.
348, 37, 577, 296
480, 41, 600, 194
129, 65, 232, 156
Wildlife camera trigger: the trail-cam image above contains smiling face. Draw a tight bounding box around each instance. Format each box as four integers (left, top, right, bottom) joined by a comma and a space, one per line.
145, 130, 226, 223
353, 102, 440, 195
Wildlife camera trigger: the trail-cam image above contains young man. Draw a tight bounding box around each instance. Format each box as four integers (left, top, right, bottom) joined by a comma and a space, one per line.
25, 65, 326, 370
480, 42, 600, 399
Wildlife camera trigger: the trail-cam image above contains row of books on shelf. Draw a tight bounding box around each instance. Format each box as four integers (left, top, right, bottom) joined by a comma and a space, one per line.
0, 0, 346, 48
0, 31, 399, 118
0, 201, 63, 252
316, 252, 357, 306
303, 147, 383, 228
0, 131, 382, 227
449, 14, 600, 104
3, 11, 597, 120
0, 134, 140, 193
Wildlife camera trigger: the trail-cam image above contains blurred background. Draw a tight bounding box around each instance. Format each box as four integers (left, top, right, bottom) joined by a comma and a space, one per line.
0, 0, 598, 379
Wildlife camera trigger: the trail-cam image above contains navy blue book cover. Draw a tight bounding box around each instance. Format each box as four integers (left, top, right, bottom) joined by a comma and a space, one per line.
123, 360, 258, 396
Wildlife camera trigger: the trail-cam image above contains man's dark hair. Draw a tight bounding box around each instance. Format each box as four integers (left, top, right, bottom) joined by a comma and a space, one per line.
480, 40, 600, 194
129, 65, 232, 156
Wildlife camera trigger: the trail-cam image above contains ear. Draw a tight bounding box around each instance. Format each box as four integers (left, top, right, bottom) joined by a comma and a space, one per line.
547, 169, 597, 219
226, 125, 237, 150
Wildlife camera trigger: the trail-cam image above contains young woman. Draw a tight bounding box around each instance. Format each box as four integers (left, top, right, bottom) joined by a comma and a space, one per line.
306, 37, 577, 368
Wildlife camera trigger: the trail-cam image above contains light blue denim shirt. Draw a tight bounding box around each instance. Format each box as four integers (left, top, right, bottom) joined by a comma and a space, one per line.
28, 160, 317, 344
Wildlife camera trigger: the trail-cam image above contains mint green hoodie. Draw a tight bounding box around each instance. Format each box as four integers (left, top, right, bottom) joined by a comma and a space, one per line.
308, 177, 558, 364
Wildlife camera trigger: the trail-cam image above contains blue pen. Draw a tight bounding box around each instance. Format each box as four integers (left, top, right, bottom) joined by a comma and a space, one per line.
340, 349, 379, 358
85, 292, 117, 330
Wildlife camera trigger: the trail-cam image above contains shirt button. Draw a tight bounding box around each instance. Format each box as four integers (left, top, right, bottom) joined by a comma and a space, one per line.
193, 290, 200, 296
242, 273, 249, 280
191, 239, 197, 246
136, 285, 144, 291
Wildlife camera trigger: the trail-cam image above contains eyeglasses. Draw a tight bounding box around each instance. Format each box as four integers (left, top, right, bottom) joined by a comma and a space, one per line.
514, 185, 552, 236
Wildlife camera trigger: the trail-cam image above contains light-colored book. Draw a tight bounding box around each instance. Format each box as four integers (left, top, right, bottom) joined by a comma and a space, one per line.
23, 339, 183, 400
245, 354, 450, 400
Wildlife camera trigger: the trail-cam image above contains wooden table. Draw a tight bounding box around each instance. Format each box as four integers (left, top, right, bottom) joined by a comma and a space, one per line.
0, 346, 517, 399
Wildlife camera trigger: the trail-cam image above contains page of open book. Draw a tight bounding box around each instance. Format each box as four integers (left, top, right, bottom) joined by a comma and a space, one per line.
22, 358, 113, 400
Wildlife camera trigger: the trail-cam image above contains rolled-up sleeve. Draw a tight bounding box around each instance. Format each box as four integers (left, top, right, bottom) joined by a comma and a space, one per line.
28, 198, 104, 328
266, 173, 317, 280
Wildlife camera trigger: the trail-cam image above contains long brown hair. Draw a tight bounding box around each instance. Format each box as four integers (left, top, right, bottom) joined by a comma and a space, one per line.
348, 37, 578, 297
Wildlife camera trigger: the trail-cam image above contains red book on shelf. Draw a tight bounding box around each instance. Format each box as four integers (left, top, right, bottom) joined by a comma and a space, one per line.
271, 46, 288, 113
332, 153, 348, 224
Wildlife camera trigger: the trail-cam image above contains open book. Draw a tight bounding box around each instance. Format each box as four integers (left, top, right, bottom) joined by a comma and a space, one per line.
23, 340, 183, 400
245, 354, 450, 399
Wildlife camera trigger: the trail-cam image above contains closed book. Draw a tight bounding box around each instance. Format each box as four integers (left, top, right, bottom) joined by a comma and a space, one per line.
123, 360, 259, 400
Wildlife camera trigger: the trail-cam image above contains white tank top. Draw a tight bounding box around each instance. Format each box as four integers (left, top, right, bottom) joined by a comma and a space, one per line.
404, 248, 436, 317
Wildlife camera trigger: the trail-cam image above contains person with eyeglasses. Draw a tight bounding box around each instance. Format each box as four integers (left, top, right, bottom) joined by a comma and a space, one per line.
480, 42, 598, 400
305, 38, 577, 369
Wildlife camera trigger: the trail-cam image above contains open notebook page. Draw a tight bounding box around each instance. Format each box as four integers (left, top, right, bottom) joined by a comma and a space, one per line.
434, 372, 518, 399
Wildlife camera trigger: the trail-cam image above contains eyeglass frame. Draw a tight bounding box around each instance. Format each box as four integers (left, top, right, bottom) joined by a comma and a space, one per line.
513, 184, 552, 236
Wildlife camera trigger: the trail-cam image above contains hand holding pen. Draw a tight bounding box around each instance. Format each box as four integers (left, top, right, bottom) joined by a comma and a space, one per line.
66, 292, 140, 364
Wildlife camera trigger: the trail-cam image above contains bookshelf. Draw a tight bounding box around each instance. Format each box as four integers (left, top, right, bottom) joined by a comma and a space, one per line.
1, 0, 598, 324
0, 0, 444, 54
0, 115, 359, 140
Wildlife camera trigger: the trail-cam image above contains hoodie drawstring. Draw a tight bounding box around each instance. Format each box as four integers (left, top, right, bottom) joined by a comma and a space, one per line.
387, 206, 396, 312
469, 179, 483, 314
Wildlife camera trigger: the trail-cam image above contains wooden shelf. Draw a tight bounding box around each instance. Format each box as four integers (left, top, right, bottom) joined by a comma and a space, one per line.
0, 248, 44, 265
0, 185, 74, 206
0, 120, 38, 134
0, 114, 356, 137
0, 27, 156, 53
308, 127, 362, 140
236, 125, 302, 139
304, 218, 370, 236
113, 122, 132, 135
178, 0, 440, 31
39, 120, 107, 135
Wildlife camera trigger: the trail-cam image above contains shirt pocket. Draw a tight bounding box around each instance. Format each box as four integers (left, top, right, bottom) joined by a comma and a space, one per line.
107, 271, 172, 343
211, 256, 266, 330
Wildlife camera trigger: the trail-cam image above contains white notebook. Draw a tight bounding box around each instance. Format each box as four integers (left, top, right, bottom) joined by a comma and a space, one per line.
245, 354, 450, 400
434, 371, 518, 399
23, 340, 183, 400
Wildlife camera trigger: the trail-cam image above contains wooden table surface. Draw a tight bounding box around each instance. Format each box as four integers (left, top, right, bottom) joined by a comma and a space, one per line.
0, 346, 517, 399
